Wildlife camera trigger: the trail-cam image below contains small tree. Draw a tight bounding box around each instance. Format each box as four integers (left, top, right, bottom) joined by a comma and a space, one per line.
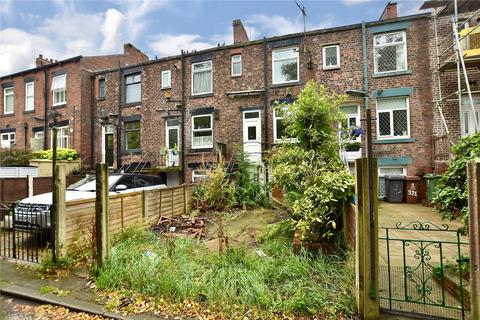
269, 80, 354, 241
432, 132, 480, 231
0, 147, 33, 166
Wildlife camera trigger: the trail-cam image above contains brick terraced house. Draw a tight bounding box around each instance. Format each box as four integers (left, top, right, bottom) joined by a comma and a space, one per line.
92, 2, 442, 197
0, 44, 148, 167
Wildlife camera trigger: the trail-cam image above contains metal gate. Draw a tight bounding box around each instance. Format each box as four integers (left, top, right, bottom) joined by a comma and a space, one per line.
379, 221, 470, 319
0, 202, 53, 263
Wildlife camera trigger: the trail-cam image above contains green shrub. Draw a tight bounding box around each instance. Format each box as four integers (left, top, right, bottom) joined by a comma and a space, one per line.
32, 148, 79, 161
0, 147, 33, 166
432, 132, 480, 231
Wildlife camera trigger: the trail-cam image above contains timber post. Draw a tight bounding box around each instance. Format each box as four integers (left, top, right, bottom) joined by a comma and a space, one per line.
468, 159, 480, 320
355, 158, 380, 319
54, 163, 66, 258
95, 163, 109, 271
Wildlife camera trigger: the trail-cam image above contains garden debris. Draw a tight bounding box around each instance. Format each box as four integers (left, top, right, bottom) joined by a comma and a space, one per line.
152, 215, 205, 239
12, 304, 106, 319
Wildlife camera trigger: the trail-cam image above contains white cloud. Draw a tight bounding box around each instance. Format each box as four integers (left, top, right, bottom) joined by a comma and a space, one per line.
101, 9, 127, 53
148, 34, 214, 57
0, 0, 12, 14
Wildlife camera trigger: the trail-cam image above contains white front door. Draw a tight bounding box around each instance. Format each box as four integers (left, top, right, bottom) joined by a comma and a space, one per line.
243, 110, 262, 164
165, 119, 180, 166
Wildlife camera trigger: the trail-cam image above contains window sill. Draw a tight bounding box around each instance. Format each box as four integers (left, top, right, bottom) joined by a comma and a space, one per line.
231, 75, 242, 78
188, 147, 214, 153
161, 87, 171, 90
123, 149, 142, 155
23, 110, 35, 114
189, 93, 214, 99
323, 66, 340, 71
97, 97, 106, 101
374, 138, 415, 144
270, 81, 302, 88
122, 102, 142, 108
1, 113, 15, 117
52, 104, 67, 109
372, 70, 412, 78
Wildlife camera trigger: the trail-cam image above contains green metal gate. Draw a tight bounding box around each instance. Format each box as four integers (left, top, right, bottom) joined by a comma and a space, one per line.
379, 221, 470, 319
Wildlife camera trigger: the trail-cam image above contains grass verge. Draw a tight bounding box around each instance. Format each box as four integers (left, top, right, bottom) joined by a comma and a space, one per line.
96, 226, 355, 319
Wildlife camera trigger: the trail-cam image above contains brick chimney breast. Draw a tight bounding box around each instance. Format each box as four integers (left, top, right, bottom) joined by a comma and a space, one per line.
233, 19, 249, 44
380, 2, 397, 20
35, 54, 54, 67
123, 43, 149, 62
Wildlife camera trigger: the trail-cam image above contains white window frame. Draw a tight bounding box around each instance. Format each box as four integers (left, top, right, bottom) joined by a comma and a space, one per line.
376, 97, 411, 140
51, 126, 69, 149
25, 82, 34, 111
191, 60, 213, 95
192, 170, 208, 183
3, 87, 14, 115
1, 132, 15, 148
51, 74, 67, 106
323, 45, 340, 70
191, 114, 213, 149
340, 105, 361, 143
231, 55, 242, 77
273, 107, 297, 143
161, 70, 171, 89
373, 31, 408, 74
272, 47, 300, 85
460, 96, 480, 137
124, 73, 141, 104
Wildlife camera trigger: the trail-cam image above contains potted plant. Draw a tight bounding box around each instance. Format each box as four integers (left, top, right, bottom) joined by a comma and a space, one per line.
344, 141, 361, 152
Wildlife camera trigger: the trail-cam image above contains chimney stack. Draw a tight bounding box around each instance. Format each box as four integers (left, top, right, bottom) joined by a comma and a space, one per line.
35, 54, 54, 67
123, 43, 149, 62
232, 19, 249, 44
380, 2, 397, 20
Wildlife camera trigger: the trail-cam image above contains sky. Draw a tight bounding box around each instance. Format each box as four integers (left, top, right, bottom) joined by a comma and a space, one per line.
0, 0, 430, 76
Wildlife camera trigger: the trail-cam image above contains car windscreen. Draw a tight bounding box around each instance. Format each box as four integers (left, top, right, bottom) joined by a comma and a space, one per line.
67, 176, 120, 191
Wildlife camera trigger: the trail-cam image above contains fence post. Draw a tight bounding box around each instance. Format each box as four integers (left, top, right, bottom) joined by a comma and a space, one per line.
54, 164, 67, 258
355, 158, 380, 320
95, 163, 109, 271
183, 184, 187, 214
27, 175, 33, 197
468, 159, 480, 320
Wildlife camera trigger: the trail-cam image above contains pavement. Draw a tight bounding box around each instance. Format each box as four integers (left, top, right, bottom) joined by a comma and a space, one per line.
0, 259, 160, 319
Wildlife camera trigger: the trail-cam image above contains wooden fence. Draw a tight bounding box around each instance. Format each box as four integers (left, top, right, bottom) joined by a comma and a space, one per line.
63, 185, 194, 247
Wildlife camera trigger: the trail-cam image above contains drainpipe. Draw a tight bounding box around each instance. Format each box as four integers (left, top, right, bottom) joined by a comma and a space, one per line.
362, 20, 377, 300
90, 74, 95, 169
116, 62, 122, 171
263, 38, 269, 153
43, 69, 48, 150
180, 50, 186, 184
23, 122, 28, 147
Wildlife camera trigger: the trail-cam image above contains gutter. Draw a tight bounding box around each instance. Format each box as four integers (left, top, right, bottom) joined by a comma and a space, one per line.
116, 63, 122, 171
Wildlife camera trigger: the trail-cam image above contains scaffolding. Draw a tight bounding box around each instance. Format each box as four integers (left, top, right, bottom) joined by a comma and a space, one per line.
423, 0, 480, 160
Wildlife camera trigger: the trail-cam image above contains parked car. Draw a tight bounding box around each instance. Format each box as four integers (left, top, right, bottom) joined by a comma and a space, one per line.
13, 174, 166, 232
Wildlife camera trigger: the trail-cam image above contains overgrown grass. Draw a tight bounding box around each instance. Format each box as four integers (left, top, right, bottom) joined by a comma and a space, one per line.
97, 227, 355, 318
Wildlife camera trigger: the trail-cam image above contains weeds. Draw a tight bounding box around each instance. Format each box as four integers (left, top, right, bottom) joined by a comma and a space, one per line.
38, 252, 73, 278
96, 227, 355, 318
39, 285, 70, 297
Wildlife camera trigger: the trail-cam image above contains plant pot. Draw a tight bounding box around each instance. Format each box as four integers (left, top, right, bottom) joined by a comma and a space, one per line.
344, 143, 361, 152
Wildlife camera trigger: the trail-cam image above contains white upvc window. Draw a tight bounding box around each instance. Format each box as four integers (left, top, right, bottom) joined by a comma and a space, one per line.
192, 114, 213, 149
273, 106, 297, 143
52, 74, 67, 106
231, 55, 242, 77
52, 126, 69, 148
161, 70, 171, 89
1, 132, 15, 148
323, 45, 340, 69
376, 97, 410, 139
125, 73, 141, 104
374, 31, 407, 74
192, 170, 208, 182
3, 87, 14, 114
272, 47, 299, 84
192, 61, 212, 95
25, 82, 34, 111
460, 95, 480, 137
340, 105, 361, 142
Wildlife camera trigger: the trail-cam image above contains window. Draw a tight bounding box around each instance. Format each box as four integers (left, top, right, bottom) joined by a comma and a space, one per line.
273, 107, 296, 143
52, 74, 67, 106
125, 120, 140, 151
460, 96, 480, 136
378, 166, 406, 198
272, 47, 299, 84
192, 114, 213, 148
1, 132, 15, 148
340, 105, 360, 142
161, 70, 171, 89
25, 82, 34, 111
374, 31, 407, 74
192, 61, 212, 95
192, 170, 208, 182
323, 45, 340, 69
99, 79, 106, 99
31, 130, 44, 151
3, 87, 14, 114
231, 55, 242, 76
125, 73, 141, 104
53, 126, 69, 148
376, 97, 410, 139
